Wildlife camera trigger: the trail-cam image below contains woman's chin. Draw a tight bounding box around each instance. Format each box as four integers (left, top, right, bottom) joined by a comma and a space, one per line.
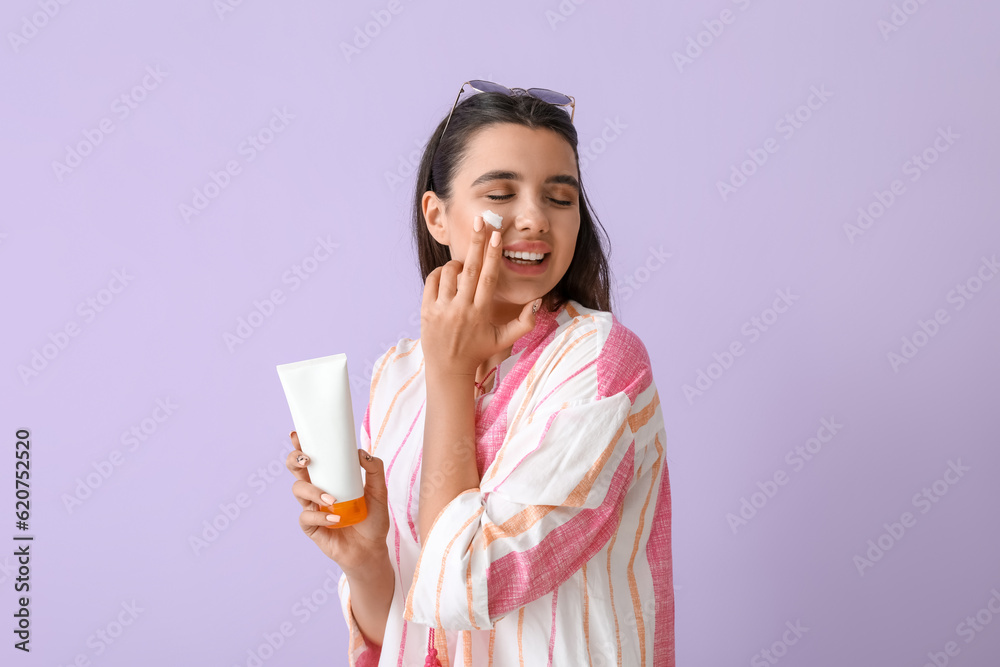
492, 290, 547, 311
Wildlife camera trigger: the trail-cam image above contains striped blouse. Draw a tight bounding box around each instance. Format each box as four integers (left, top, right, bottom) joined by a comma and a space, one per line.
338, 299, 675, 666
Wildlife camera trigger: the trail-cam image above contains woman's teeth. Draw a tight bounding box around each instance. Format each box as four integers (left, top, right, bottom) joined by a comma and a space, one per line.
503, 250, 546, 264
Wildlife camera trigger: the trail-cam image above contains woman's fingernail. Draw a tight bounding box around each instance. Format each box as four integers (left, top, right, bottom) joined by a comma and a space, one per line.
289, 430, 295, 438
490, 230, 501, 247
296, 454, 309, 466
321, 493, 336, 505
473, 216, 484, 232
326, 514, 341, 522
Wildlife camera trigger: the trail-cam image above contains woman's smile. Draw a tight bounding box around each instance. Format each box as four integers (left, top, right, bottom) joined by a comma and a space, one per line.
501, 238, 553, 273
501, 251, 550, 274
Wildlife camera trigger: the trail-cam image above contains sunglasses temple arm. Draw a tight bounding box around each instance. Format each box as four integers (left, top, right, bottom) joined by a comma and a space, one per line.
442, 82, 470, 137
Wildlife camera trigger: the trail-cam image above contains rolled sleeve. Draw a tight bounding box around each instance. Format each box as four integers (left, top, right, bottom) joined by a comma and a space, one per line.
403, 389, 637, 631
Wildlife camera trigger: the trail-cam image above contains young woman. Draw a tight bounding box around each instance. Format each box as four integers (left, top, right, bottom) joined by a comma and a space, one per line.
285, 81, 675, 666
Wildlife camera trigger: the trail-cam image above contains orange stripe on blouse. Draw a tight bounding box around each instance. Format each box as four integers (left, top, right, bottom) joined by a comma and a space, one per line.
435, 508, 486, 630
627, 423, 664, 666
462, 629, 472, 664
403, 488, 479, 622
583, 561, 593, 664
466, 551, 476, 629
484, 319, 595, 484
628, 389, 660, 435
606, 500, 627, 666
368, 345, 395, 404
436, 625, 450, 667
372, 358, 424, 454
517, 607, 525, 666
478, 417, 630, 552
564, 418, 630, 507
525, 324, 597, 416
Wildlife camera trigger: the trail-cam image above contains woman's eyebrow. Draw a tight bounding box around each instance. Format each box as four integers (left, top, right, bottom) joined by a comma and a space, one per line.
470, 170, 580, 192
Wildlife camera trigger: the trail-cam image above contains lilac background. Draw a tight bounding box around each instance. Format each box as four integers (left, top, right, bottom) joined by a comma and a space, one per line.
3, 1, 999, 665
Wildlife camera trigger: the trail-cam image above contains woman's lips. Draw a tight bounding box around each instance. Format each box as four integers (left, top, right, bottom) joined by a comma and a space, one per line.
502, 253, 549, 275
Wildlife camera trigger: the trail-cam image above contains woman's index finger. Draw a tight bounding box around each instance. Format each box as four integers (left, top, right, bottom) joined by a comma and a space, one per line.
475, 227, 504, 309
285, 432, 311, 483
457, 215, 489, 302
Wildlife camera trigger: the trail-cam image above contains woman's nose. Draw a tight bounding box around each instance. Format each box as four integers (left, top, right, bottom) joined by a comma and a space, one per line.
513, 201, 550, 231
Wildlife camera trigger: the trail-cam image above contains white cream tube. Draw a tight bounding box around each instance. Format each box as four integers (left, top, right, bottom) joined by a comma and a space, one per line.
276, 353, 367, 526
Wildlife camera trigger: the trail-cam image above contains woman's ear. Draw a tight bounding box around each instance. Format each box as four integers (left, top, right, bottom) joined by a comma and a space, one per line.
422, 190, 450, 246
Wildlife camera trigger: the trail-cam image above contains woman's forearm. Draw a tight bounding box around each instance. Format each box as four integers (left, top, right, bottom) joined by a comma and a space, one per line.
419, 369, 481, 546
345, 551, 395, 647
345, 371, 478, 647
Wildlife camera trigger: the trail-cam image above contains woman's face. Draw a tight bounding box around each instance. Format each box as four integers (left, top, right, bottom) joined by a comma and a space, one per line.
423, 123, 581, 318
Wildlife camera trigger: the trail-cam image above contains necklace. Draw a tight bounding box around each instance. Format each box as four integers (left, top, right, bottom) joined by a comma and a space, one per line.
474, 364, 499, 396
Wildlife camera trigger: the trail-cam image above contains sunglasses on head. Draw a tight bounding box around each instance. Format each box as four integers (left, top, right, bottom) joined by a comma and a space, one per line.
439, 79, 576, 141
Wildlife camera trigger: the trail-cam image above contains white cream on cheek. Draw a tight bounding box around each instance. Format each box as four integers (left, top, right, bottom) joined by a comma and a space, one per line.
481, 209, 503, 229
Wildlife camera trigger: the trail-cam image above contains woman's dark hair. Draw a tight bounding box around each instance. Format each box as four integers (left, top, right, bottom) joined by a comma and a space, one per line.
412, 91, 614, 315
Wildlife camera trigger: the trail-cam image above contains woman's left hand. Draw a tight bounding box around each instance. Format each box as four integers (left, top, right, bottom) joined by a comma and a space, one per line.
420, 214, 541, 379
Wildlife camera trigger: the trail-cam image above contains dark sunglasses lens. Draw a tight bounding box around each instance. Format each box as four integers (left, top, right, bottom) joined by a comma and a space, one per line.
527, 88, 571, 105
470, 80, 512, 95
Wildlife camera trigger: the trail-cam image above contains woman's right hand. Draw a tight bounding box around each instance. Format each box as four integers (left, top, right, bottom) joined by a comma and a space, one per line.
285, 431, 391, 576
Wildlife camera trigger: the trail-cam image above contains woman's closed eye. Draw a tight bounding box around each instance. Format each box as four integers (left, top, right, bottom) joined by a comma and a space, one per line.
486, 193, 574, 206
